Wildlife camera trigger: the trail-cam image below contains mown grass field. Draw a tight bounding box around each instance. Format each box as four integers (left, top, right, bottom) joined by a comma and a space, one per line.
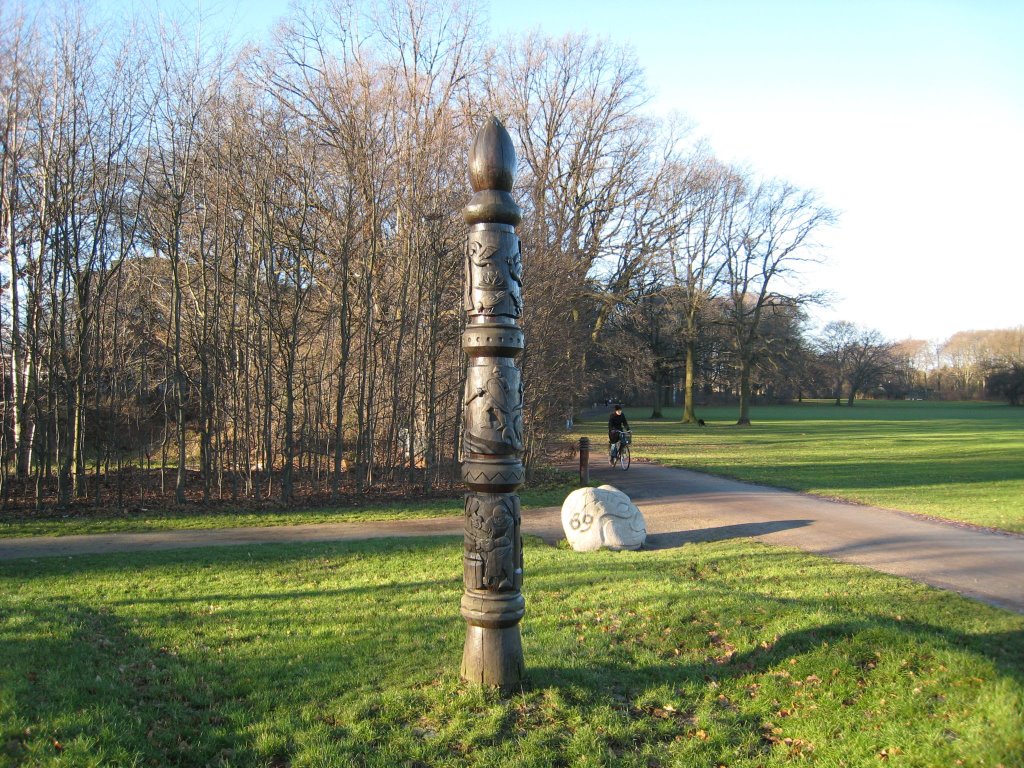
0, 485, 572, 540
2, 537, 1021, 767
578, 400, 1024, 533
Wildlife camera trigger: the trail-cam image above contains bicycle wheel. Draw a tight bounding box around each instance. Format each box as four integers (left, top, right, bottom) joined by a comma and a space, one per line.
619, 445, 630, 470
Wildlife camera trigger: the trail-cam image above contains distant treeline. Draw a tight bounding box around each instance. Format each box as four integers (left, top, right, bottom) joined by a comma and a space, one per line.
591, 306, 1024, 412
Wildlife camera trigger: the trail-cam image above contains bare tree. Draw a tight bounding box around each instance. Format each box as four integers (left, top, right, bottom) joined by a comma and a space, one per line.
939, 326, 1024, 402
817, 320, 894, 405
141, 13, 230, 503
14, 7, 151, 505
659, 148, 729, 423
0, 7, 37, 480
720, 173, 836, 425
488, 32, 678, 450
887, 338, 934, 398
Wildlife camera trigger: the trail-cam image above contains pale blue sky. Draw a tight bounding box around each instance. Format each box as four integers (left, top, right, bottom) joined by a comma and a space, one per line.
484, 0, 1024, 342
118, 0, 1024, 341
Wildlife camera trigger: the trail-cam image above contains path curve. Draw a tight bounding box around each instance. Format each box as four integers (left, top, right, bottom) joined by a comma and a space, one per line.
1, 463, 1021, 613
587, 462, 1024, 614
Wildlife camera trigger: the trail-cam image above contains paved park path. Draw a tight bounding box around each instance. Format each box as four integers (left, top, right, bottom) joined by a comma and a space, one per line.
2, 463, 1022, 614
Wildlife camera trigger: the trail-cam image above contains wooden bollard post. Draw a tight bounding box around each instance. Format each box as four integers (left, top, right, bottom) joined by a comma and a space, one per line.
459, 117, 526, 689
579, 437, 590, 485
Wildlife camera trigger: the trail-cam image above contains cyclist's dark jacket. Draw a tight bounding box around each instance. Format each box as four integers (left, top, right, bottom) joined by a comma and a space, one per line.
608, 412, 630, 443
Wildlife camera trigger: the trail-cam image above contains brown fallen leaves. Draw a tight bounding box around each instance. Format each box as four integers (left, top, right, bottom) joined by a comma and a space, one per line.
761, 722, 814, 757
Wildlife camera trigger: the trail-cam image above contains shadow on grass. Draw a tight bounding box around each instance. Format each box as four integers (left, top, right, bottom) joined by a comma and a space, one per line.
0, 535, 466, 580
643, 456, 1024, 493
1, 557, 464, 766
1, 601, 256, 766
527, 550, 1024, 685
528, 617, 1024, 690
105, 578, 451, 607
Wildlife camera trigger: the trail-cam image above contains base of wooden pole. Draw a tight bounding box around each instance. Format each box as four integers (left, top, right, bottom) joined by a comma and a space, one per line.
461, 623, 525, 690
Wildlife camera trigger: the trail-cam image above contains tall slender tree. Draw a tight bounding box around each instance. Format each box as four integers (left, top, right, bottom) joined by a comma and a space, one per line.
720, 174, 836, 425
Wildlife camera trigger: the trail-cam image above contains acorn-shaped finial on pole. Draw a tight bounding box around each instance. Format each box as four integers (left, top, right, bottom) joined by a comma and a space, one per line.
459, 117, 526, 689
465, 116, 522, 226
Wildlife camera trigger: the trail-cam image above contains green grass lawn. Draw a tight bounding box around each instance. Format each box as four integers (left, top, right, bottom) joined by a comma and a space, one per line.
2, 536, 1022, 767
580, 400, 1024, 533
0, 485, 571, 540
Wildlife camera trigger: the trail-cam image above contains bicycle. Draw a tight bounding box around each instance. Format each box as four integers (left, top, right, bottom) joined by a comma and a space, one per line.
609, 429, 631, 470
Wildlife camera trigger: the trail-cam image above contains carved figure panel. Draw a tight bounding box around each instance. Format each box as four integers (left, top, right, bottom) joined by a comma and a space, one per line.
463, 494, 522, 591
464, 228, 522, 320
463, 359, 524, 456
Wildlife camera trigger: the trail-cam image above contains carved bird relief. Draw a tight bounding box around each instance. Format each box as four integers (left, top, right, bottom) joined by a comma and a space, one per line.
467, 239, 499, 266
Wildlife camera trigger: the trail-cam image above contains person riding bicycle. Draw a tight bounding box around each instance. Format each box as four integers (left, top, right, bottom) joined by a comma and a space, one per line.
608, 404, 630, 462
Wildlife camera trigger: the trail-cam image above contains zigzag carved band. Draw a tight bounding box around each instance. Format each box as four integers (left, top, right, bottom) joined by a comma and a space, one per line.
461, 466, 524, 483
462, 462, 524, 490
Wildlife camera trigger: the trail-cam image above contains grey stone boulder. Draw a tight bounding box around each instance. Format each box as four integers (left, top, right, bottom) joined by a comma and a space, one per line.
561, 485, 647, 552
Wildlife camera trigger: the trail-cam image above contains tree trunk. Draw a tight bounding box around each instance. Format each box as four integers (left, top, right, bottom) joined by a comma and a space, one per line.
736, 356, 752, 426
58, 380, 75, 506
650, 376, 663, 418
682, 337, 697, 423
332, 367, 347, 500
172, 257, 187, 505
200, 355, 212, 502
281, 340, 297, 504
262, 326, 274, 499
72, 361, 87, 499
331, 267, 351, 500
7, 217, 29, 477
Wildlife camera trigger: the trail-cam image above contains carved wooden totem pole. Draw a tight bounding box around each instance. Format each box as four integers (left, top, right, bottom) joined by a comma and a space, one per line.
460, 117, 526, 688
